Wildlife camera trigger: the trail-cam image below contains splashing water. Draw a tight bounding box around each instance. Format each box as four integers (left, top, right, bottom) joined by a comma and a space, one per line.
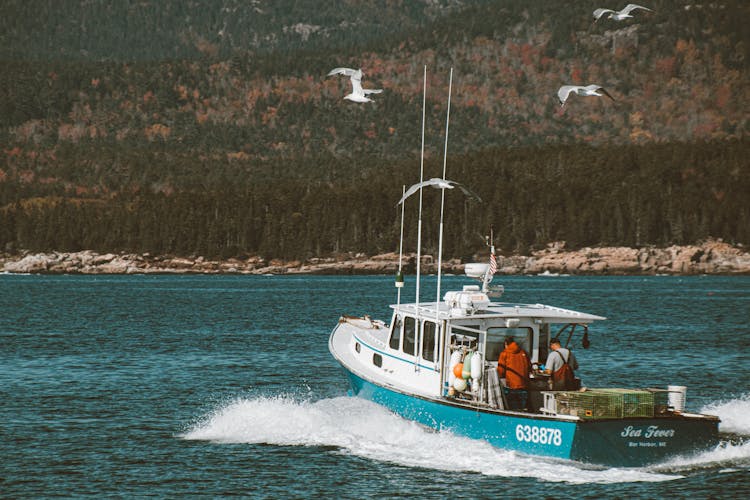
703, 393, 750, 436
647, 394, 750, 472
184, 395, 686, 484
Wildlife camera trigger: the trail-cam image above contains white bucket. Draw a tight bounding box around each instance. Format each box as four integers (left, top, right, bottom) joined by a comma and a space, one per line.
667, 385, 687, 412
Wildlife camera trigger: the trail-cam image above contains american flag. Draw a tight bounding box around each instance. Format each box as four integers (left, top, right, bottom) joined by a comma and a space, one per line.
488, 251, 497, 276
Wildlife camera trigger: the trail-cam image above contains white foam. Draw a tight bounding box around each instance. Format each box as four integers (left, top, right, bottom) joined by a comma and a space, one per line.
702, 393, 750, 435
647, 394, 750, 471
653, 440, 750, 471
182, 395, 679, 484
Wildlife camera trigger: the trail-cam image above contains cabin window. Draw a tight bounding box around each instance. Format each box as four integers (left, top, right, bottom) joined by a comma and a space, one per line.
402, 316, 417, 356
373, 353, 382, 367
538, 323, 551, 362
450, 324, 479, 349
389, 318, 402, 350
486, 327, 533, 361
422, 321, 437, 362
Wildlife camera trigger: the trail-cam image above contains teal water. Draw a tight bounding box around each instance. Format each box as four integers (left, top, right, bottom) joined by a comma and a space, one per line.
1, 274, 748, 498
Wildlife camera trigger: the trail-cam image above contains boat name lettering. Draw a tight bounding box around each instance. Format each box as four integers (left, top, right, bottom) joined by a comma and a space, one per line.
515, 424, 562, 446
620, 425, 676, 439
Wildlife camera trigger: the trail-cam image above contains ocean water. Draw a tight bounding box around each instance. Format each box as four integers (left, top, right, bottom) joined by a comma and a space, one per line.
1, 273, 748, 498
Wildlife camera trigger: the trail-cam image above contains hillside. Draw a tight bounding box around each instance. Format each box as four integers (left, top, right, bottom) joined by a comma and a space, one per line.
0, 1, 748, 259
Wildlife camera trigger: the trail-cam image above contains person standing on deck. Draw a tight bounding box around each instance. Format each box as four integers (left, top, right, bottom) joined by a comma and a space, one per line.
544, 338, 578, 390
497, 337, 532, 410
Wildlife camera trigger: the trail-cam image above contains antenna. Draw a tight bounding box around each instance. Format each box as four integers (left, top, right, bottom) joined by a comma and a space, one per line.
435, 67, 453, 319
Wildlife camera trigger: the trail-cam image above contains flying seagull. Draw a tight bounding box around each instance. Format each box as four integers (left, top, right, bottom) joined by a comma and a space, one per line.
557, 84, 615, 106
397, 178, 482, 205
327, 67, 383, 103
593, 3, 652, 21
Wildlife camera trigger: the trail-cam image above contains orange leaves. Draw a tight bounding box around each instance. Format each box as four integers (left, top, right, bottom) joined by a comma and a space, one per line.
19, 170, 35, 184
570, 67, 583, 84
227, 151, 250, 161
261, 106, 279, 126
715, 85, 731, 110
144, 123, 171, 141
176, 84, 190, 101
58, 123, 86, 142
655, 57, 676, 78
195, 111, 209, 124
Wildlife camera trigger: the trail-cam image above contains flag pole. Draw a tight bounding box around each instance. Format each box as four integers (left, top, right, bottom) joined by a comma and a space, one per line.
483, 225, 496, 293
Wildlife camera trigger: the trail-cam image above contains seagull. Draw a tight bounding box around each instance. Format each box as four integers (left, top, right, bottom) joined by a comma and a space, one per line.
557, 84, 615, 106
397, 178, 482, 205
327, 67, 383, 103
593, 4, 652, 21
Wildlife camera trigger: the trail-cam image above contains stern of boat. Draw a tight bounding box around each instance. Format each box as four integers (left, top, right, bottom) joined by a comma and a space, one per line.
569, 413, 720, 466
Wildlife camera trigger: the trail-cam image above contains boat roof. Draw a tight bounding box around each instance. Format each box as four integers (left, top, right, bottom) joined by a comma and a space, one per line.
391, 300, 606, 323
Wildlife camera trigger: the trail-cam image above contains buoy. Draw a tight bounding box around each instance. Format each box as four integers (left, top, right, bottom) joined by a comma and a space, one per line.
470, 351, 482, 380
448, 350, 462, 385
453, 378, 467, 392
449, 350, 462, 370
462, 352, 473, 379
453, 363, 464, 379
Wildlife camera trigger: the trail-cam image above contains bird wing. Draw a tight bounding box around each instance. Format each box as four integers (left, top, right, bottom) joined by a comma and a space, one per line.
363, 88, 383, 95
398, 178, 481, 205
398, 182, 423, 205
593, 8, 615, 20
621, 3, 652, 15
589, 85, 615, 101
327, 67, 359, 77
452, 181, 483, 203
557, 85, 581, 105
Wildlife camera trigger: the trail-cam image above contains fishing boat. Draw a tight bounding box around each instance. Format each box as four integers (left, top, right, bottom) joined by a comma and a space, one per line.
328, 269, 720, 466
327, 67, 719, 467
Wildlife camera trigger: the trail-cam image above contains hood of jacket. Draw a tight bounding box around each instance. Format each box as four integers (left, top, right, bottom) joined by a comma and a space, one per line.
504, 341, 522, 354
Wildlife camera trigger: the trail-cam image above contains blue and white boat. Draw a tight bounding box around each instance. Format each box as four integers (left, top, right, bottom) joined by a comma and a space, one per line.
328, 67, 719, 467
328, 269, 720, 467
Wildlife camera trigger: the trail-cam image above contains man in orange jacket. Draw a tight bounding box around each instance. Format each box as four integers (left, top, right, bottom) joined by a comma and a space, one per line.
498, 336, 532, 410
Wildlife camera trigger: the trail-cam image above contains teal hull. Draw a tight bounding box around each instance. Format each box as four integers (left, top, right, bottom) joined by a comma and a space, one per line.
344, 369, 719, 467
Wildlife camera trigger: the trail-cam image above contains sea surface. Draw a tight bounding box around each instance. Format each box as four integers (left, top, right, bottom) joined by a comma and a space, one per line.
1, 273, 748, 498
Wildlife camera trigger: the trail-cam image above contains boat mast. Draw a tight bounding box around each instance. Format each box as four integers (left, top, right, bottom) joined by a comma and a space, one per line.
435, 68, 453, 318
415, 65, 427, 320
395, 185, 405, 309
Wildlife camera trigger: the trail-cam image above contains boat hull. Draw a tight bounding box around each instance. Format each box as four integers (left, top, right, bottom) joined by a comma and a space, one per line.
342, 366, 719, 467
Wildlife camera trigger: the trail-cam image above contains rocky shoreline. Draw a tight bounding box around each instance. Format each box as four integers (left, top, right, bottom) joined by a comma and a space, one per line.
1, 240, 749, 275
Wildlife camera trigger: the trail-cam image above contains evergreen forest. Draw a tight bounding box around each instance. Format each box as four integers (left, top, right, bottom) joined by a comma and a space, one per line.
1, 1, 748, 259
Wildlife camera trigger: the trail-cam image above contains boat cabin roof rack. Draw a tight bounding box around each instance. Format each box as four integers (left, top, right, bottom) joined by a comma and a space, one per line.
392, 300, 606, 323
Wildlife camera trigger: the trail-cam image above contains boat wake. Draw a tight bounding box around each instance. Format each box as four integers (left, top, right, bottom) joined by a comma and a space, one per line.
647, 394, 750, 474
182, 393, 750, 484
702, 393, 750, 436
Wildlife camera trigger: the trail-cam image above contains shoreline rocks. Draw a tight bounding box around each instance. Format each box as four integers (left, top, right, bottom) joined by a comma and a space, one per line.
1, 240, 748, 275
